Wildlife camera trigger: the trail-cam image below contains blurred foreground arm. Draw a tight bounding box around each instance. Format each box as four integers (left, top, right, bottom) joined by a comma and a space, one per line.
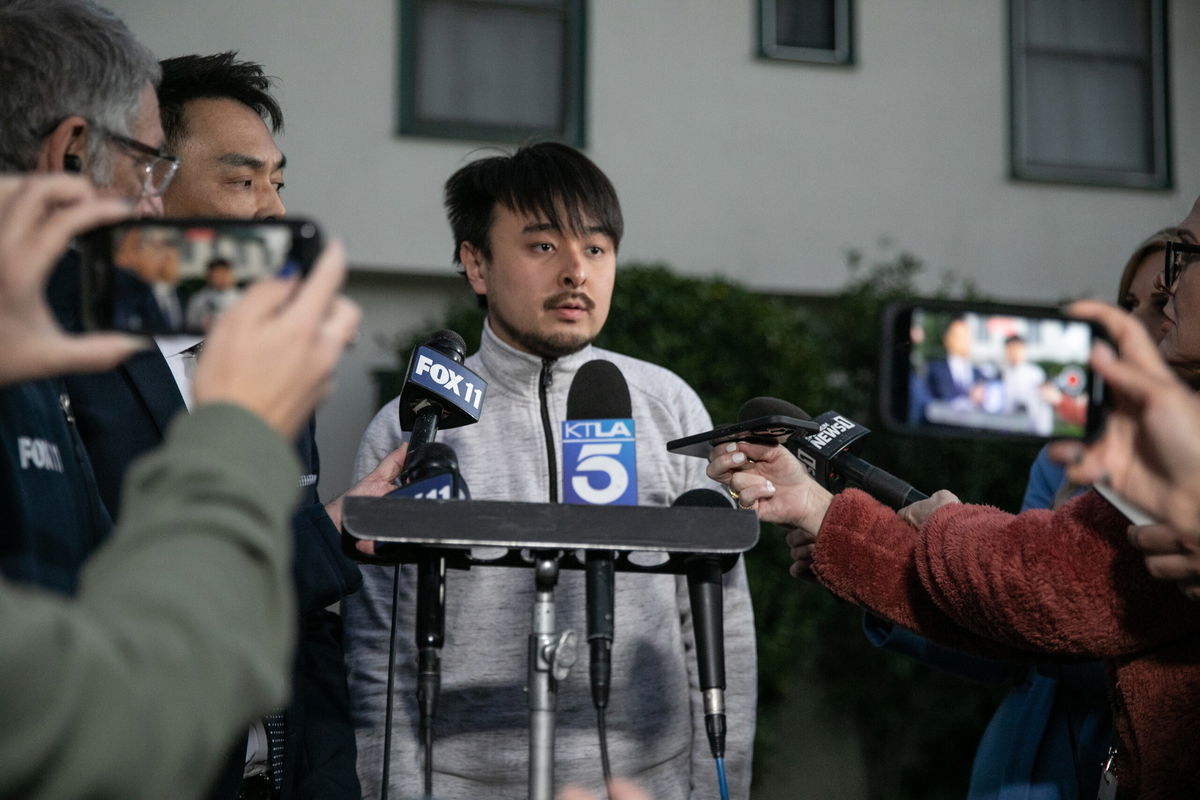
0, 179, 360, 799
0, 405, 301, 799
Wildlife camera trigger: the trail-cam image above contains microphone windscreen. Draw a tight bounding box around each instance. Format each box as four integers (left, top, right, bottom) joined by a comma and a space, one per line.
738, 396, 811, 422
426, 329, 467, 363
567, 360, 632, 420
673, 487, 733, 509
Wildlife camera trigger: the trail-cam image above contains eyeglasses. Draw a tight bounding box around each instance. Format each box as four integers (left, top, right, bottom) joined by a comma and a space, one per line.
100, 128, 179, 198
1164, 241, 1200, 290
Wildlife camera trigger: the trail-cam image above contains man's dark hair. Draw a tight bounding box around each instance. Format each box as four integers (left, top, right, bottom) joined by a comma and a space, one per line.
158, 51, 283, 151
1004, 334, 1025, 345
206, 257, 232, 272
444, 142, 624, 270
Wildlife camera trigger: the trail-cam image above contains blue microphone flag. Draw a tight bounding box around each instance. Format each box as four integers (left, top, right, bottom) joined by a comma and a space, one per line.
562, 417, 638, 505
406, 344, 486, 422
563, 360, 637, 506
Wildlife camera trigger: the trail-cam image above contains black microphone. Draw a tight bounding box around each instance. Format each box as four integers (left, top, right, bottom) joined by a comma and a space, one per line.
565, 360, 633, 714
396, 331, 478, 685
395, 330, 480, 687
739, 397, 928, 509
384, 329, 485, 800
674, 488, 732, 761
396, 442, 469, 744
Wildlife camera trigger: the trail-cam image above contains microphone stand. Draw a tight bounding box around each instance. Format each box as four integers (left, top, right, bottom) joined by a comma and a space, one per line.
345, 497, 758, 800
529, 553, 577, 800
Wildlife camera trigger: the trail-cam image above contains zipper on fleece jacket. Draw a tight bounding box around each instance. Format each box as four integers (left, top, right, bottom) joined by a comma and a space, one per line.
539, 358, 558, 502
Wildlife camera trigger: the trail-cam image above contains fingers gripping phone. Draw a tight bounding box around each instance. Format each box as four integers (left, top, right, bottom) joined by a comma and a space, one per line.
78, 218, 322, 335
880, 300, 1108, 442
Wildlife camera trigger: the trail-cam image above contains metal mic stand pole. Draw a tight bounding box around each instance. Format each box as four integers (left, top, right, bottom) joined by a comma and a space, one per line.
529, 553, 576, 800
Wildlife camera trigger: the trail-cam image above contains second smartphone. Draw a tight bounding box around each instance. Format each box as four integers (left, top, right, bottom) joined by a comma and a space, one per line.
879, 299, 1108, 442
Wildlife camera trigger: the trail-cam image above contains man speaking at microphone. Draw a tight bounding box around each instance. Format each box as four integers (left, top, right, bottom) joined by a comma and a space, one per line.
345, 142, 756, 799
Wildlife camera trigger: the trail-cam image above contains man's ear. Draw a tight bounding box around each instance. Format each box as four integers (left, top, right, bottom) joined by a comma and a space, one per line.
35, 116, 91, 176
460, 241, 489, 296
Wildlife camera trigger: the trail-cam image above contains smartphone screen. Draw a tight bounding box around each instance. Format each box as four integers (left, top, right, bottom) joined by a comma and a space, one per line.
880, 301, 1107, 442
79, 218, 321, 335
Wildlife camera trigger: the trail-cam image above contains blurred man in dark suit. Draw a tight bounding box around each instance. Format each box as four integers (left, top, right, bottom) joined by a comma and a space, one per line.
56, 51, 404, 800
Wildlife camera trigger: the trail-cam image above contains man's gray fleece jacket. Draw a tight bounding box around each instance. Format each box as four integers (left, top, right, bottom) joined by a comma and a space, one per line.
344, 322, 756, 800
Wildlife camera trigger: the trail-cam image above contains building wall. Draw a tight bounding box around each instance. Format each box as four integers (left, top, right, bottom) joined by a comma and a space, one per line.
110, 1, 1200, 294
108, 0, 1200, 496
109, 0, 1200, 530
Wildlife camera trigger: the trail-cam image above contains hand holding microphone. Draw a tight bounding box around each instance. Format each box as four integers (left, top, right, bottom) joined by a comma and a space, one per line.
738, 397, 928, 509
705, 397, 931, 578
706, 440, 833, 540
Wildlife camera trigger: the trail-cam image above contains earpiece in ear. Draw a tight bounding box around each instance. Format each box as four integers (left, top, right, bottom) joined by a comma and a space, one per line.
63, 154, 82, 173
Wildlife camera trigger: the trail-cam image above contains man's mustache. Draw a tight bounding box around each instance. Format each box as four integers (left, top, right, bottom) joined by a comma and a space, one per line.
544, 292, 595, 311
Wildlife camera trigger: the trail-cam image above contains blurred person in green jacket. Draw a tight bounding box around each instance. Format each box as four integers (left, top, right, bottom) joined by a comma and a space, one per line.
0, 171, 359, 799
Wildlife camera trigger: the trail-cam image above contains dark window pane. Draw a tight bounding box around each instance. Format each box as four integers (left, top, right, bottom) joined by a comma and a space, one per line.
1023, 55, 1152, 173
1010, 0, 1167, 186
775, 0, 836, 52
1025, 0, 1148, 56
414, 2, 565, 130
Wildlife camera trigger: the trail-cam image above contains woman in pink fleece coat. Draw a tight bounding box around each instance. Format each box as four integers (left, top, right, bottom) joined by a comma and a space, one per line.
708, 299, 1200, 799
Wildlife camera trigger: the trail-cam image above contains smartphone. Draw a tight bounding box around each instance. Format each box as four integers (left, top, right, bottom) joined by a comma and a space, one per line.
880, 300, 1108, 442
78, 217, 322, 335
666, 415, 821, 458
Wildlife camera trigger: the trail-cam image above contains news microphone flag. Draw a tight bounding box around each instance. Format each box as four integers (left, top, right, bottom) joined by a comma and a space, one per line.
563, 361, 637, 506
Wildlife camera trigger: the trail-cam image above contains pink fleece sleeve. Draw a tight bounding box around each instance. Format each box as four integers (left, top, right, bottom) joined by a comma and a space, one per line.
813, 489, 1200, 660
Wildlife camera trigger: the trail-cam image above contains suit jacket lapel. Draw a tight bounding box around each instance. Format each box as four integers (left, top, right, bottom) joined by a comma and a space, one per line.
122, 349, 186, 437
